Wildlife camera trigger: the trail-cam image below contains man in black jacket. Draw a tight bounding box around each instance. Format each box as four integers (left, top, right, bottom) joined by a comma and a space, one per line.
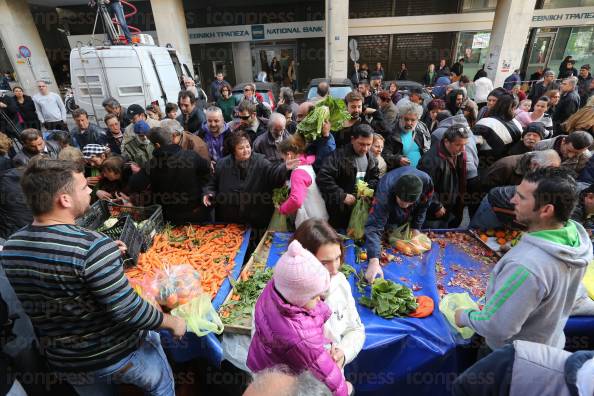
177, 90, 205, 134
317, 124, 380, 229
418, 124, 469, 228
553, 76, 581, 134
577, 64, 592, 108
147, 126, 211, 225
527, 70, 559, 109
228, 100, 268, 143
0, 166, 32, 239
335, 91, 387, 147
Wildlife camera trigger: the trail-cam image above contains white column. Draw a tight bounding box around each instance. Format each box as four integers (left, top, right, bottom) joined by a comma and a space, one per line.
232, 42, 253, 83
0, 0, 59, 94
485, 0, 537, 87
326, 0, 349, 80
150, 0, 194, 72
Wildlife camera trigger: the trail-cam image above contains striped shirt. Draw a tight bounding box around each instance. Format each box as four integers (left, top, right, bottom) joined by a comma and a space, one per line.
0, 224, 163, 372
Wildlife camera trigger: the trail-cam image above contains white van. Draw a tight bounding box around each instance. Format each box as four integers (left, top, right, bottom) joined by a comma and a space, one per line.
70, 43, 193, 124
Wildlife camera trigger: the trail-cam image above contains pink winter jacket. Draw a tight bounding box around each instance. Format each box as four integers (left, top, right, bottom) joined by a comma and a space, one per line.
279, 154, 316, 216
247, 280, 348, 396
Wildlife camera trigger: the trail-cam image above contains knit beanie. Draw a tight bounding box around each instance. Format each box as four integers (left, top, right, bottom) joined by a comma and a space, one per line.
524, 122, 546, 139
394, 174, 423, 203
273, 240, 330, 308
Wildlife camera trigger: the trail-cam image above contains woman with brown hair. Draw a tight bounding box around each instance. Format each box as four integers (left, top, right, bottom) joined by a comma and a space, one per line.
291, 218, 365, 370
562, 105, 594, 136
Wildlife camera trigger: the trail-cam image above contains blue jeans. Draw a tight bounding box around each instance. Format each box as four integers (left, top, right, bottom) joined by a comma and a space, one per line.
110, 1, 133, 43
70, 331, 175, 396
469, 196, 503, 230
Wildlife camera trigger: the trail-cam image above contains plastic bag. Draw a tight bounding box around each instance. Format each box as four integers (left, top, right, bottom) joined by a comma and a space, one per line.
171, 294, 224, 337
583, 261, 594, 299
268, 208, 290, 232
147, 265, 203, 309
439, 292, 479, 339
347, 198, 371, 241
388, 223, 431, 256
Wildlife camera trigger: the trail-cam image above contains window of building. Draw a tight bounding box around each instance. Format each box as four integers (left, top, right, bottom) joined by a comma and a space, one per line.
461, 0, 497, 12
455, 31, 491, 78
541, 0, 594, 9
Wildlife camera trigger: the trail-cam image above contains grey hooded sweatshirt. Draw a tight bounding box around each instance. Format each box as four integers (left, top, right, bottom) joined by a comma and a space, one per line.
459, 220, 593, 350
430, 113, 479, 179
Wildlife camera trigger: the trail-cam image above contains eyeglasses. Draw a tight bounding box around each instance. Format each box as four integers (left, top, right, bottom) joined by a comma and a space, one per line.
243, 88, 252, 92
238, 115, 251, 120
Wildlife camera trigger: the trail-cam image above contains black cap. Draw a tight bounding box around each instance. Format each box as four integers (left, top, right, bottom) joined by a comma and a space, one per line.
127, 104, 145, 118
524, 122, 546, 139
394, 174, 423, 203
581, 64, 591, 71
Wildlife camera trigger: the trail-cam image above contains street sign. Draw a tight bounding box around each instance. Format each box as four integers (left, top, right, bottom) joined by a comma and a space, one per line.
349, 38, 358, 50
18, 45, 31, 58
349, 48, 360, 62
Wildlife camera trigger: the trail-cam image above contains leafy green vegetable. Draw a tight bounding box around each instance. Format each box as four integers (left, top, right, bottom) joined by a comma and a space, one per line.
358, 278, 418, 319
339, 263, 356, 278
272, 186, 290, 206
347, 180, 374, 241
220, 266, 273, 325
296, 105, 329, 143
315, 96, 351, 132
355, 180, 374, 199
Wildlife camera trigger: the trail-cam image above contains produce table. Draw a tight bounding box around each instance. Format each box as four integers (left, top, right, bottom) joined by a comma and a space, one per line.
263, 231, 594, 396
155, 226, 252, 365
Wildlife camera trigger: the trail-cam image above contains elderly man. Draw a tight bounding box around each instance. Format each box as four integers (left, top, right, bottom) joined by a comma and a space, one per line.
528, 69, 559, 107
554, 76, 581, 133
419, 124, 470, 228
197, 106, 232, 163
253, 113, 290, 163
71, 108, 107, 148
311, 81, 329, 103
383, 102, 431, 170
160, 118, 209, 161
535, 131, 592, 173
12, 129, 61, 167
122, 120, 154, 169
295, 101, 336, 170
104, 113, 124, 154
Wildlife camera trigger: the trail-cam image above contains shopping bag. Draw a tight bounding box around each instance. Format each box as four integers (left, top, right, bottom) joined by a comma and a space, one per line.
268, 208, 290, 232
583, 261, 594, 299
347, 198, 371, 241
172, 294, 224, 337
439, 292, 479, 339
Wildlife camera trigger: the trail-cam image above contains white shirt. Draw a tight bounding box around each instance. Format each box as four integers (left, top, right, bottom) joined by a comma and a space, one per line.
323, 272, 366, 364
473, 77, 494, 104
32, 92, 66, 123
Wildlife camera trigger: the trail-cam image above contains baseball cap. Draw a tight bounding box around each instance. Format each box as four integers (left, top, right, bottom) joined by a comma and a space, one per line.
127, 104, 145, 118
581, 64, 591, 71
82, 144, 108, 160
134, 120, 151, 135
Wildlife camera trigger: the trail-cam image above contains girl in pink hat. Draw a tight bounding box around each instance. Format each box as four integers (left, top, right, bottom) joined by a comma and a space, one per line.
247, 240, 352, 396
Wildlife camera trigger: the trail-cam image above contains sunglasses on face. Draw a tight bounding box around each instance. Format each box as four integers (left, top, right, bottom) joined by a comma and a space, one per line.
238, 115, 251, 120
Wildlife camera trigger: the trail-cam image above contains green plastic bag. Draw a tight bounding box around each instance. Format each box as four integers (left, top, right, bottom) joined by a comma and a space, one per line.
439, 293, 479, 339
171, 294, 224, 337
347, 198, 371, 241
268, 208, 290, 232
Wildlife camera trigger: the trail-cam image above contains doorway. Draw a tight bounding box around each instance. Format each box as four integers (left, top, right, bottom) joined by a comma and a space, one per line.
526, 29, 557, 79
251, 42, 297, 85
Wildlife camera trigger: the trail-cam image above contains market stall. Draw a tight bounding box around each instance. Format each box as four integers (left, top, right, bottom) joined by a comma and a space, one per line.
124, 224, 252, 364
230, 231, 594, 396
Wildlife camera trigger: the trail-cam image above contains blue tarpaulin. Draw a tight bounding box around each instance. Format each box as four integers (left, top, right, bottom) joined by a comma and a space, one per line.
161, 227, 252, 365
264, 231, 594, 396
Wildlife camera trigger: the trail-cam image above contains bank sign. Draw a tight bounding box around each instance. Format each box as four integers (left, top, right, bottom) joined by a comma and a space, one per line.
531, 7, 594, 28
187, 21, 325, 44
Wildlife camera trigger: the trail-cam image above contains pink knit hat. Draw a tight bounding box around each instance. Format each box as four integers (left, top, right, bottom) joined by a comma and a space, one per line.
274, 240, 330, 307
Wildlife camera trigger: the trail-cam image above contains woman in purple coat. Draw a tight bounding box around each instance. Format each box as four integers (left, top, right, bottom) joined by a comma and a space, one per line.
247, 240, 351, 396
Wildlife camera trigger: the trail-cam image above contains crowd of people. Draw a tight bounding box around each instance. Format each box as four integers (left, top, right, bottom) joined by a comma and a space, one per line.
0, 54, 594, 396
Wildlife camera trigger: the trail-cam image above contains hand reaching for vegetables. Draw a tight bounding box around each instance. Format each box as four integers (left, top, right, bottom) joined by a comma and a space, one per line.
162, 314, 187, 339
87, 176, 101, 186
399, 157, 411, 166
435, 207, 446, 218
365, 258, 383, 283
454, 309, 467, 328
330, 345, 346, 368
285, 158, 300, 170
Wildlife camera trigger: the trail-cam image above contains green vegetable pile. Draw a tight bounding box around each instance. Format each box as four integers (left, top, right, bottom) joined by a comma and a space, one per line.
296, 96, 350, 143
219, 266, 273, 326
339, 263, 356, 278
358, 277, 418, 319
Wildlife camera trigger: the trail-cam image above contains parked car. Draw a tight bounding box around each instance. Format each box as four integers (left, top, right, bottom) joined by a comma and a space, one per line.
382, 80, 433, 107
231, 82, 277, 110
306, 78, 353, 101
